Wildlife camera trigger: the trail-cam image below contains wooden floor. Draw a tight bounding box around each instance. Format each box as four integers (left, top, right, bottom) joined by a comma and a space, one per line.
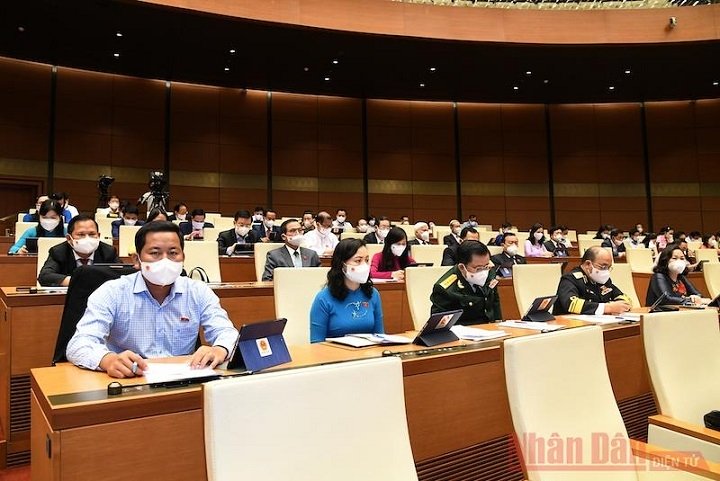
0, 466, 29, 481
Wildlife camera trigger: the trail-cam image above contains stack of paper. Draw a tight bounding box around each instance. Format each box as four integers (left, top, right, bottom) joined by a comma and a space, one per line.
568, 314, 640, 325
450, 325, 509, 341
326, 333, 413, 348
496, 321, 564, 331
143, 362, 218, 383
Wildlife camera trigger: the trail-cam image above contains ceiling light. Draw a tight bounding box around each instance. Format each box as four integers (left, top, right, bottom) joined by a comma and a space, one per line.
116, 32, 123, 37
419, 83, 425, 88
324, 77, 330, 81
713, 81, 719, 86
17, 26, 25, 32
513, 86, 519, 91
303, 67, 309, 72
543, 79, 550, 84
332, 59, 339, 65
229, 49, 236, 54
624, 69, 631, 74
224, 67, 230, 72
113, 53, 120, 58
429, 67, 436, 72
525, 70, 532, 75
608, 86, 615, 90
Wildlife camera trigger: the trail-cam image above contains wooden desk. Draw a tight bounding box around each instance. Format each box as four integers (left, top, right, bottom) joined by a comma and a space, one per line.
30, 319, 654, 481
0, 237, 14, 255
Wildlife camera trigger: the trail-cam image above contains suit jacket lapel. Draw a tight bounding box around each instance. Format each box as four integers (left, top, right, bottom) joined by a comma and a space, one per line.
279, 247, 293, 266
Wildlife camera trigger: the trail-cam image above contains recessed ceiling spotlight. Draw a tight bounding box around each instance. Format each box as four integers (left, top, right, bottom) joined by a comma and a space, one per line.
113, 53, 120, 58
624, 69, 631, 74
332, 59, 339, 65
429, 67, 436, 72
303, 67, 309, 72
224, 67, 230, 72
116, 32, 123, 37
608, 86, 615, 90
525, 70, 532, 75
713, 81, 719, 86
17, 26, 25, 32
513, 86, 519, 91
324, 77, 331, 81
229, 49, 236, 54
543, 79, 550, 84
419, 83, 425, 88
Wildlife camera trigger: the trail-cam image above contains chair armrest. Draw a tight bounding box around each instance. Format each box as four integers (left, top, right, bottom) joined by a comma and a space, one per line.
631, 439, 720, 479
650, 415, 720, 445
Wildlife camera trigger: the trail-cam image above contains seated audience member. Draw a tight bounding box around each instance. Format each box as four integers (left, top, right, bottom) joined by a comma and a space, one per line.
408, 222, 430, 246
400, 216, 410, 225
9, 199, 67, 254
646, 244, 706, 306
601, 229, 627, 258
430, 241, 501, 325
252, 209, 281, 242
642, 232, 659, 257
52, 192, 79, 221
146, 209, 168, 223
688, 231, 703, 242
251, 207, 265, 227
491, 222, 513, 246
105, 196, 122, 218
444, 220, 462, 248
167, 202, 188, 222
627, 228, 643, 248
262, 219, 321, 281
38, 215, 119, 287
559, 226, 572, 249
593, 224, 614, 240
364, 216, 390, 244
303, 211, 339, 255
309, 239, 383, 342
701, 233, 720, 253
635, 223, 644, 235
656, 225, 674, 251
370, 227, 416, 280
23, 195, 49, 222
179, 208, 214, 240
442, 227, 479, 266
490, 232, 527, 277
217, 210, 258, 256
356, 218, 369, 233
366, 215, 377, 231
301, 210, 315, 233
524, 223, 551, 258
464, 214, 478, 228
111, 205, 144, 239
676, 231, 687, 243
331, 208, 353, 235
544, 225, 569, 257
65, 222, 239, 378
555, 246, 632, 315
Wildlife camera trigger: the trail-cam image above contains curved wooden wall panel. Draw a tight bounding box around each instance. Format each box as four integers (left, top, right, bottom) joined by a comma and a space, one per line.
141, 0, 720, 45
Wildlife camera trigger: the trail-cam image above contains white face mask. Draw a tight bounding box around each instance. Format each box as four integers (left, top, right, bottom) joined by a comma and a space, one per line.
668, 259, 687, 275
286, 233, 304, 247
462, 265, 489, 287
235, 226, 250, 237
303, 220, 313, 229
420, 231, 430, 242
377, 228, 389, 239
589, 267, 611, 285
506, 244, 518, 256
124, 218, 137, 226
253, 214, 263, 221
368, 219, 376, 226
176, 213, 186, 221
72, 237, 100, 255
108, 202, 119, 210
391, 243, 406, 257
40, 217, 61, 231
192, 221, 205, 231
336, 216, 346, 223
710, 239, 718, 248
357, 224, 368, 233
344, 262, 370, 284
533, 232, 543, 241
452, 227, 462, 236
140, 258, 184, 286
264, 219, 275, 228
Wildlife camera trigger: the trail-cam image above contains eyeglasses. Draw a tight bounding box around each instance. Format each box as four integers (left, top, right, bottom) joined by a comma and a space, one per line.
465, 263, 492, 273
592, 263, 613, 272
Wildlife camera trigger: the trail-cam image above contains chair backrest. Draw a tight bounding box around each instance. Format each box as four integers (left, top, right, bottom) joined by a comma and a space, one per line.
213, 217, 235, 230
703, 262, 720, 298
183, 241, 221, 282
17, 213, 25, 222
204, 212, 222, 225
607, 263, 641, 308
254, 243, 284, 281
95, 216, 115, 239
625, 248, 654, 274
14, 221, 37, 241
366, 243, 384, 259
577, 234, 595, 241
433, 226, 451, 242
578, 238, 602, 256
409, 244, 445, 266
565, 229, 577, 242
487, 245, 503, 256
686, 240, 702, 256
339, 231, 365, 240
512, 263, 562, 316
397, 224, 416, 239
480, 231, 497, 245
504, 326, 639, 481
476, 224, 492, 231
203, 357, 417, 481
405, 266, 451, 330
643, 310, 720, 425
202, 228, 223, 244
695, 248, 719, 264
118, 225, 142, 256
273, 267, 330, 346
36, 237, 68, 281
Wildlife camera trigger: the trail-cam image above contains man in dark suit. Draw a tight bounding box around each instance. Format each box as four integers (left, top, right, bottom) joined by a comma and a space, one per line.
217, 210, 259, 255
544, 225, 569, 257
262, 219, 321, 281
443, 220, 462, 248
601, 229, 627, 258
179, 208, 214, 239
111, 205, 144, 238
442, 227, 479, 266
408, 222, 431, 246
490, 232, 527, 277
39, 215, 120, 286
252, 208, 281, 242
364, 216, 391, 244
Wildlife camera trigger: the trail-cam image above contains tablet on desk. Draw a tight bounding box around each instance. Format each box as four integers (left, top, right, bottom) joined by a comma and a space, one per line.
414, 309, 463, 347
522, 295, 558, 322
226, 318, 291, 372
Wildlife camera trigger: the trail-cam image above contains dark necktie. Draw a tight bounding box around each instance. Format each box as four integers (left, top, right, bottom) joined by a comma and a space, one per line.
79, 258, 89, 265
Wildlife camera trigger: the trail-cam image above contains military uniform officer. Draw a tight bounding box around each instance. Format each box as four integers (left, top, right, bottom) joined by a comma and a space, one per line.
430, 241, 501, 325
555, 246, 632, 315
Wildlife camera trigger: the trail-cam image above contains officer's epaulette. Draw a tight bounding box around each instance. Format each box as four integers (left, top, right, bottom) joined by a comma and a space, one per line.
439, 274, 457, 290
572, 271, 584, 279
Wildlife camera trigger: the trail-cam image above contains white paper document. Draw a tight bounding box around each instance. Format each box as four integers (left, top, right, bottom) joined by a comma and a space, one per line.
326, 333, 413, 348
143, 362, 218, 384
568, 314, 641, 325
496, 321, 564, 331
450, 325, 509, 341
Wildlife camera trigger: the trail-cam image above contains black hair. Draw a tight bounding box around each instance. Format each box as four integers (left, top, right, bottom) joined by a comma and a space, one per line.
336, 208, 346, 214
629, 228, 640, 237
135, 221, 184, 254
303, 210, 313, 216
51, 192, 68, 201
703, 234, 714, 247
549, 225, 562, 235
39, 199, 64, 217
124, 205, 139, 216
327, 239, 373, 301
594, 224, 614, 239
501, 221, 512, 229
173, 202, 187, 213
642, 233, 657, 248
528, 222, 545, 246
234, 210, 251, 221
37, 199, 66, 237
67, 215, 98, 235
254, 206, 265, 213
265, 209, 276, 216
190, 208, 205, 218
457, 240, 489, 265
280, 218, 299, 235
654, 244, 686, 276
501, 232, 518, 244
147, 209, 168, 222
609, 229, 623, 239
380, 227, 411, 271
460, 226, 478, 239
658, 225, 673, 235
